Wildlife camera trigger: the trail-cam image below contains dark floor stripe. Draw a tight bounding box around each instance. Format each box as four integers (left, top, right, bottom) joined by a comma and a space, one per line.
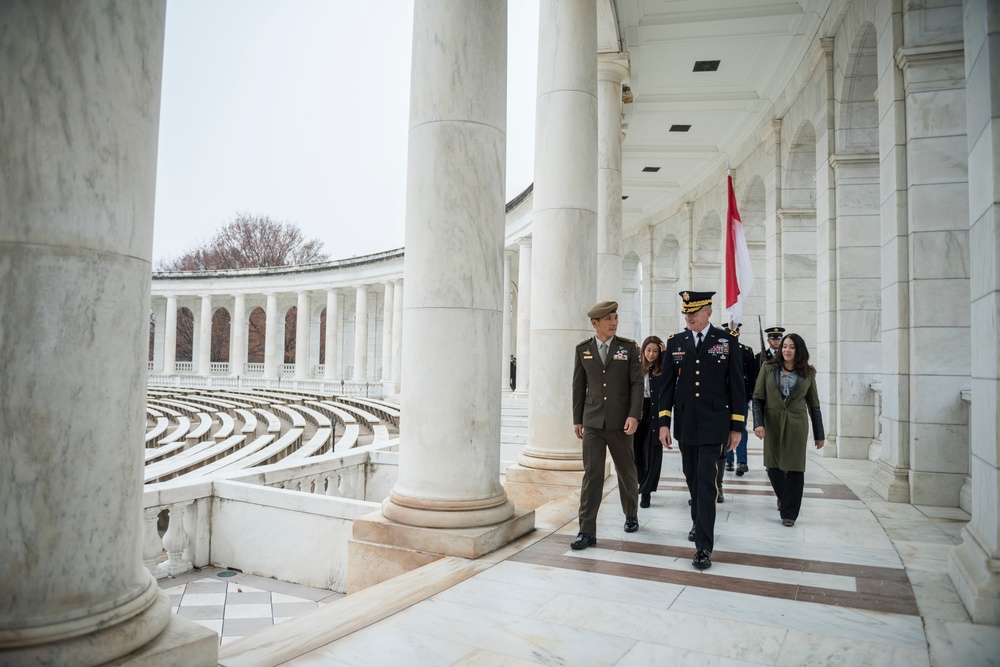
511, 534, 918, 616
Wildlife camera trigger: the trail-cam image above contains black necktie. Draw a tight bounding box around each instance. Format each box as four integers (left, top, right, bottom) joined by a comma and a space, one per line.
696, 332, 703, 352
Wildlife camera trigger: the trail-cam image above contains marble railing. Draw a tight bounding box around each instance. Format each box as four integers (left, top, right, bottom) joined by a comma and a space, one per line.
142, 440, 398, 590
210, 362, 228, 373
147, 374, 383, 398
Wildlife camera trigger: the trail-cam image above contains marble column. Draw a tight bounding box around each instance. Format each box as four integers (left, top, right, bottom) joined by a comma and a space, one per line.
198, 294, 212, 375
263, 292, 278, 378
391, 278, 403, 391
950, 0, 1000, 624
382, 0, 516, 530
231, 293, 246, 377
514, 237, 532, 394
324, 289, 340, 380
353, 285, 369, 382
163, 295, 177, 375
502, 251, 513, 391
381, 281, 394, 385
873, 4, 971, 506
518, 0, 598, 477
597, 53, 629, 304
0, 2, 215, 664
294, 291, 310, 379
150, 298, 166, 373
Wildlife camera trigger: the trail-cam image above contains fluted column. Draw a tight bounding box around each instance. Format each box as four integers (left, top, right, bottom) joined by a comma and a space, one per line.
0, 2, 214, 664
597, 53, 629, 304
231, 293, 246, 377
263, 292, 278, 378
294, 291, 310, 379
391, 278, 404, 390
353, 285, 369, 381
324, 289, 340, 380
198, 294, 212, 375
383, 0, 513, 529
163, 295, 177, 375
381, 281, 394, 383
514, 237, 531, 393
502, 250, 513, 391
519, 0, 597, 471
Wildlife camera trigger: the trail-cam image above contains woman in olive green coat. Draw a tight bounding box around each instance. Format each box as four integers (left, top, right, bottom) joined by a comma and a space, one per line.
751, 333, 825, 527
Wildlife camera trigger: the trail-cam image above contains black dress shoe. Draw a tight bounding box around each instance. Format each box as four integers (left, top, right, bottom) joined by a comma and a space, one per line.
687, 524, 696, 541
782, 518, 795, 527
624, 517, 639, 533
725, 462, 734, 471
736, 463, 748, 476
570, 532, 596, 550
693, 549, 712, 570
639, 493, 650, 508
776, 499, 782, 510
717, 489, 725, 503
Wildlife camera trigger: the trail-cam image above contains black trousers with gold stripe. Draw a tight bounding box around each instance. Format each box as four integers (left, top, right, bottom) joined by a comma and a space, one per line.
681, 442, 724, 553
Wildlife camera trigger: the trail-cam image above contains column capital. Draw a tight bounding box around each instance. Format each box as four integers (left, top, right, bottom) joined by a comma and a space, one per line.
517, 235, 532, 249
597, 52, 630, 84
759, 118, 782, 144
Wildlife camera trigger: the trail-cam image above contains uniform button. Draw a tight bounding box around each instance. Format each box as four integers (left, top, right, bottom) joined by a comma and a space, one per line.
695, 360, 700, 364
604, 397, 608, 401
695, 382, 700, 386
695, 371, 700, 375
695, 393, 700, 397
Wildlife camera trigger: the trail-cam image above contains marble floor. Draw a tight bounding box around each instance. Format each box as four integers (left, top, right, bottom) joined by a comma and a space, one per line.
205, 443, 1000, 666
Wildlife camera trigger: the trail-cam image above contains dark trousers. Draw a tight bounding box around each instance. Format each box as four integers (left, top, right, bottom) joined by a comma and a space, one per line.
633, 397, 663, 495
680, 442, 723, 553
579, 427, 639, 536
767, 468, 805, 521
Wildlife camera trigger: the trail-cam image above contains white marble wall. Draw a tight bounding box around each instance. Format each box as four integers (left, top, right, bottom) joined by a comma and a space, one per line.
385, 0, 513, 528
0, 2, 212, 664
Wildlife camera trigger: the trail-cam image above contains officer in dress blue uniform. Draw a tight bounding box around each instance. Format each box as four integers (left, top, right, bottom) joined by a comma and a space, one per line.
658, 291, 746, 570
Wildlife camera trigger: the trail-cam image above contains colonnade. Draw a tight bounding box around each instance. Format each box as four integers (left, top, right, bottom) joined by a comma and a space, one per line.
149, 277, 404, 392
3, 4, 999, 665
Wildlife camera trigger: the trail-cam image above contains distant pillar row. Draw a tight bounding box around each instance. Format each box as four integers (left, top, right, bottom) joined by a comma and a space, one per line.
381, 280, 394, 385
384, 0, 514, 528
353, 285, 369, 381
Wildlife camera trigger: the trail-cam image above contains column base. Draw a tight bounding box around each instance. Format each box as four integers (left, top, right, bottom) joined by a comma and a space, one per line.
346, 508, 535, 593
1, 593, 217, 667
817, 434, 837, 458
870, 458, 910, 503
834, 436, 872, 459
504, 462, 602, 510
909, 470, 965, 507
517, 449, 584, 472
959, 475, 972, 514
949, 527, 1000, 625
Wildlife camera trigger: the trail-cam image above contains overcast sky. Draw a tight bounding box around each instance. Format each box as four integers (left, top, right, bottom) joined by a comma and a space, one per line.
152, 1, 539, 265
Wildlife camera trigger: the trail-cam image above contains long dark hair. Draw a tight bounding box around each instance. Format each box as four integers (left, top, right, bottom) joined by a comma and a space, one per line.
641, 336, 664, 376
773, 332, 815, 377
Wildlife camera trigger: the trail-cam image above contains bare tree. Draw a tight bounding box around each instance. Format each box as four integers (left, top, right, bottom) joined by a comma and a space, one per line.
157, 212, 329, 271
155, 214, 329, 368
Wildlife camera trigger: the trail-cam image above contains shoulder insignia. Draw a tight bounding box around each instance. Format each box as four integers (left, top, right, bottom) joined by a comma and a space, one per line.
577, 338, 591, 347
618, 336, 635, 345
667, 334, 675, 340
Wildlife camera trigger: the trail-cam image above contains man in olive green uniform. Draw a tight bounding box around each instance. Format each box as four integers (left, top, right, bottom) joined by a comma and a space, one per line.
571, 300, 643, 550
658, 291, 745, 569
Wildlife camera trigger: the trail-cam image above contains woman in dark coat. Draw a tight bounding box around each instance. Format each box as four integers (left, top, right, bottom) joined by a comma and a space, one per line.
751, 332, 825, 526
635, 336, 665, 508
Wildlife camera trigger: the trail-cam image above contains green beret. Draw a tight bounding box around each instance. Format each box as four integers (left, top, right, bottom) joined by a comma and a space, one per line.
587, 300, 618, 319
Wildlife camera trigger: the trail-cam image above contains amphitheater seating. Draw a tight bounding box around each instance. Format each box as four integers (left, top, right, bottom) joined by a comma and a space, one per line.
144, 388, 397, 482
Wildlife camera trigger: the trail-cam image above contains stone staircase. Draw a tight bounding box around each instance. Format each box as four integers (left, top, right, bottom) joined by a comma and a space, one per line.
500, 392, 528, 468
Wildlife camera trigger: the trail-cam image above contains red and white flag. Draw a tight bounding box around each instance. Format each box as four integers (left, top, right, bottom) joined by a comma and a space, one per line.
725, 173, 754, 326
